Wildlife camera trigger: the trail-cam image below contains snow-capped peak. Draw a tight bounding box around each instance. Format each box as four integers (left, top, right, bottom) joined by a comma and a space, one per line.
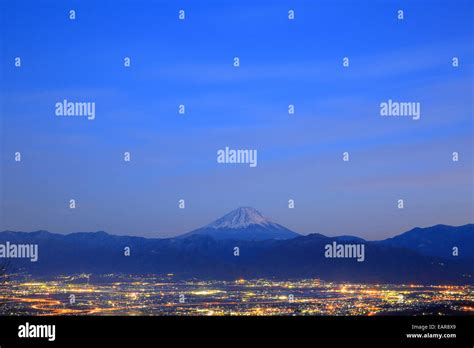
205, 207, 273, 229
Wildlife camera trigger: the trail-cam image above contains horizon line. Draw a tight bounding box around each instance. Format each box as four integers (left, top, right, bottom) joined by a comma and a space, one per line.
1, 222, 472, 242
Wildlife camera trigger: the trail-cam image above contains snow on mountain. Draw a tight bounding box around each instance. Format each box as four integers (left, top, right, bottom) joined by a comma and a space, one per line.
205, 207, 274, 229
179, 207, 300, 241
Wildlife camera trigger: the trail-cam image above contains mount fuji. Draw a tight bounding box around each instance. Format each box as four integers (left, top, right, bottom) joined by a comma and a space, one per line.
179, 207, 300, 241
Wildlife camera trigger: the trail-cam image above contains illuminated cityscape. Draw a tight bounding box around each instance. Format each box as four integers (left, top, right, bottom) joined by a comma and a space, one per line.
1, 275, 472, 316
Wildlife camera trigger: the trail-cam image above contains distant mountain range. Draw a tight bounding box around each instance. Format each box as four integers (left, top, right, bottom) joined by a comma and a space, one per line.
378, 224, 474, 259
1, 207, 473, 284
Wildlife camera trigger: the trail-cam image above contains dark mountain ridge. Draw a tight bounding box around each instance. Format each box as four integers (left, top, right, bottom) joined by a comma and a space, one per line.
1, 224, 472, 284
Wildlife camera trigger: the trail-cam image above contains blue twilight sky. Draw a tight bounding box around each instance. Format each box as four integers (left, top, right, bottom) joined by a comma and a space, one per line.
0, 0, 473, 240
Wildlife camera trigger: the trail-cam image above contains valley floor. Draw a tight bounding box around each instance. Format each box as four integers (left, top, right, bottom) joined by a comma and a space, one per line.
0, 275, 473, 316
